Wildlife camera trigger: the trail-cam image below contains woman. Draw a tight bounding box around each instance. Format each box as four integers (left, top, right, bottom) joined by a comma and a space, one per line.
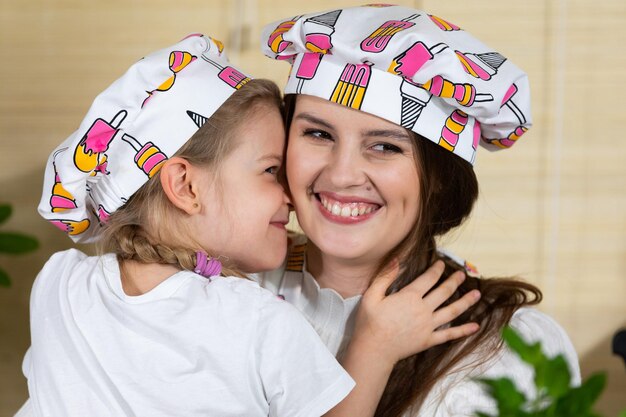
258, 5, 580, 417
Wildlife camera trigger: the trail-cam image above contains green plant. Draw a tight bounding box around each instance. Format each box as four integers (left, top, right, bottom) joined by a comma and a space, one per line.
476, 326, 626, 417
0, 204, 39, 287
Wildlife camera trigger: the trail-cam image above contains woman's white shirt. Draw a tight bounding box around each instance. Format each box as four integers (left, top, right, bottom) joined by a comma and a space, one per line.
254, 238, 581, 416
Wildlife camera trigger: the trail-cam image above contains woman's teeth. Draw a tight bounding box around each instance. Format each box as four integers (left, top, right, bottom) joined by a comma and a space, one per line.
320, 195, 378, 218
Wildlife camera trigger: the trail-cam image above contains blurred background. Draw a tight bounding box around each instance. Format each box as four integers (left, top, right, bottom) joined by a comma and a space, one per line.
1, 0, 624, 414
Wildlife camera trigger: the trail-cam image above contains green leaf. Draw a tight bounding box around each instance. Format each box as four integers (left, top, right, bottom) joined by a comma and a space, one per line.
478, 377, 527, 415
0, 232, 39, 254
0, 267, 10, 287
618, 409, 626, 417
534, 354, 571, 398
502, 326, 546, 366
554, 373, 606, 416
0, 204, 11, 225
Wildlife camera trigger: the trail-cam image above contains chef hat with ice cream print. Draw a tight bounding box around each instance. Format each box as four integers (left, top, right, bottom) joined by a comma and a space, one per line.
261, 5, 532, 165
39, 34, 252, 243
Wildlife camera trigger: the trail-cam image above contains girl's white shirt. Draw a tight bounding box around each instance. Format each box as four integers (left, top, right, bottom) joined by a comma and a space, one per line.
20, 249, 354, 417
253, 235, 581, 417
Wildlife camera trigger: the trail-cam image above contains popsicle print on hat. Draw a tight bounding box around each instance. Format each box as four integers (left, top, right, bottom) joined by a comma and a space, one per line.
261, 5, 532, 165
39, 34, 252, 243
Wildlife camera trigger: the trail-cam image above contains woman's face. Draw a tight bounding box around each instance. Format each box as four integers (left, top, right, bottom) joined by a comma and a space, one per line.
287, 94, 420, 265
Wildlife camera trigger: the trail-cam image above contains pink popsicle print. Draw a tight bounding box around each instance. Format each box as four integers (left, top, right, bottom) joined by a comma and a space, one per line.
330, 63, 372, 109
500, 83, 527, 125
73, 110, 127, 174
388, 42, 447, 79
122, 133, 168, 178
361, 14, 419, 53
422, 75, 493, 107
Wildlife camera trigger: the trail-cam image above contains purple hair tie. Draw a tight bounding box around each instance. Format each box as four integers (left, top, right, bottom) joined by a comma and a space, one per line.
195, 251, 222, 279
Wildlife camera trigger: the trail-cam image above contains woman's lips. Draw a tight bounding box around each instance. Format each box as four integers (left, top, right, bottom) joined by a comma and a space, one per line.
315, 192, 381, 224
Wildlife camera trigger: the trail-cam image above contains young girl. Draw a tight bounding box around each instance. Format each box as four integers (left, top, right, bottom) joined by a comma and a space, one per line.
18, 33, 477, 417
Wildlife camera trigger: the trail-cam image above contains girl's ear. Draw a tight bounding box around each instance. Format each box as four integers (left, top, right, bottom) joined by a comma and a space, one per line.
160, 157, 207, 215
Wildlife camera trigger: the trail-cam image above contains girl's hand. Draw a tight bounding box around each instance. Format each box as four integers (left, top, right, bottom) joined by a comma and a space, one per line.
350, 260, 481, 368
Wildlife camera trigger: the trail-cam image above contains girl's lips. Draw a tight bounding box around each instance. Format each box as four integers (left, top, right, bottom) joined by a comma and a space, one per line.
270, 220, 289, 229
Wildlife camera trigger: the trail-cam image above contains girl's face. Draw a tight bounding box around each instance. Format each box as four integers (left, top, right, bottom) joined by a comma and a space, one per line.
287, 95, 420, 265
196, 105, 290, 273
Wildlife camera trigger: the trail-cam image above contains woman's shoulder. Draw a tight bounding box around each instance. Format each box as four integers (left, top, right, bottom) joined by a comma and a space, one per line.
417, 307, 580, 417
509, 307, 579, 365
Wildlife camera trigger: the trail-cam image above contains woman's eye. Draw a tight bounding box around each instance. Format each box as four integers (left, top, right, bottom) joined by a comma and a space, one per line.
371, 143, 403, 154
303, 128, 332, 140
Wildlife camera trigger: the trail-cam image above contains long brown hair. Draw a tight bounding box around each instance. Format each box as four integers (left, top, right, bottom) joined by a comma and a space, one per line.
284, 94, 541, 416
99, 79, 283, 276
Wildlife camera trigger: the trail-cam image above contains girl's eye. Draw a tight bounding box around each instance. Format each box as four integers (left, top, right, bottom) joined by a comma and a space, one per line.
371, 143, 403, 154
303, 128, 333, 140
265, 166, 280, 176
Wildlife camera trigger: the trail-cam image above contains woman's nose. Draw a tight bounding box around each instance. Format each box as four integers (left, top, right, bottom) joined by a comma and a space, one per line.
324, 145, 368, 189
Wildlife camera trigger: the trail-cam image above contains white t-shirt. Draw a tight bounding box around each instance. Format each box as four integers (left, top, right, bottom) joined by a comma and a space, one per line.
22, 249, 354, 417
254, 236, 581, 417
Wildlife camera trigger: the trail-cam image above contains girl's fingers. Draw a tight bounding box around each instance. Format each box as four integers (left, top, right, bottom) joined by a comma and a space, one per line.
402, 260, 446, 296
432, 289, 481, 328
366, 259, 400, 301
423, 270, 466, 309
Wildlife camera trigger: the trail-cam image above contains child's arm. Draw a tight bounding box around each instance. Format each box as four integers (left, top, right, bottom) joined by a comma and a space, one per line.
324, 261, 481, 417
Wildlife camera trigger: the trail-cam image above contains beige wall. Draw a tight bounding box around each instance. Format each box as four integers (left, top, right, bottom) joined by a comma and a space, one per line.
1, 0, 624, 414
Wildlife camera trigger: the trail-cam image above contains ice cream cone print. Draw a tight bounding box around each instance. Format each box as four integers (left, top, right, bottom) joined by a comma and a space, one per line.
439, 109, 469, 151
361, 14, 419, 53
388, 42, 447, 79
422, 75, 493, 107
399, 79, 431, 129
456, 51, 506, 81
50, 219, 91, 236
303, 10, 341, 54
330, 63, 372, 110
187, 110, 208, 128
143, 51, 197, 107
268, 17, 299, 57
429, 14, 461, 31
49, 149, 77, 213
209, 37, 225, 54
500, 83, 527, 125
73, 110, 127, 174
121, 133, 168, 178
